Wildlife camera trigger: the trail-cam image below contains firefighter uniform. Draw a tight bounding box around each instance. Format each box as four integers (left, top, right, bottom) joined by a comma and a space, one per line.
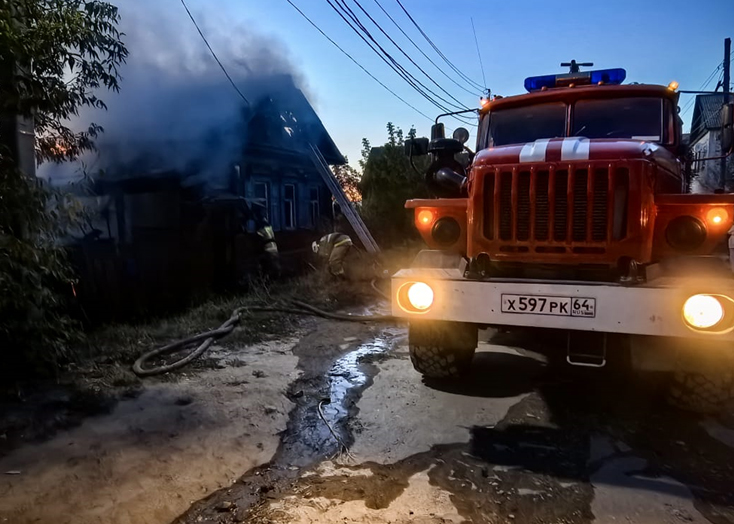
253, 207, 280, 278
313, 233, 353, 277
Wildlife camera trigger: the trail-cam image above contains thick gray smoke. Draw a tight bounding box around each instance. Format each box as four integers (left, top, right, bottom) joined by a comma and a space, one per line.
41, 0, 310, 191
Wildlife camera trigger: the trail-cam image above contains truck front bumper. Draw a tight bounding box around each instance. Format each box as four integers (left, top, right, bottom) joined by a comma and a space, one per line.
392, 267, 734, 340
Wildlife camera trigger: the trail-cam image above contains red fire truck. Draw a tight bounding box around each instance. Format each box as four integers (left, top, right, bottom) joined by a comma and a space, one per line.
393, 63, 734, 414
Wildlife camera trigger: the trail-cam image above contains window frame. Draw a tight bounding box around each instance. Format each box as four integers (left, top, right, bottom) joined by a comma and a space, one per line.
283, 183, 296, 231
309, 186, 320, 228
253, 181, 270, 221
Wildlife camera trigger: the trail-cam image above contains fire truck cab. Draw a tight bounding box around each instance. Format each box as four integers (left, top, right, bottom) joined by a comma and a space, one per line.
393, 64, 734, 414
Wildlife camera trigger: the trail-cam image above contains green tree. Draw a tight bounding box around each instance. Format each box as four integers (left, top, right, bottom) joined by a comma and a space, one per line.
359, 122, 430, 245
0, 0, 127, 375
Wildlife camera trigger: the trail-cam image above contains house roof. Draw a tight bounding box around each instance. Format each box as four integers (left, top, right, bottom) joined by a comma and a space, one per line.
66, 75, 346, 185
243, 78, 346, 165
690, 94, 726, 144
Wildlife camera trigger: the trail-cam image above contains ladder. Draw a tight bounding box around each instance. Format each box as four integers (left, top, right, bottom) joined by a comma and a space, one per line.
307, 143, 380, 255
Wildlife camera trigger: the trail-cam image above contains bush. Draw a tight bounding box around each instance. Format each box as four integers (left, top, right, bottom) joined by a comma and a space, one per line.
0, 158, 85, 376
358, 123, 429, 246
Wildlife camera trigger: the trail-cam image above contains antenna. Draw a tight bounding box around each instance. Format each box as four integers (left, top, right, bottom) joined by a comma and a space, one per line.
560, 60, 594, 74
470, 17, 487, 91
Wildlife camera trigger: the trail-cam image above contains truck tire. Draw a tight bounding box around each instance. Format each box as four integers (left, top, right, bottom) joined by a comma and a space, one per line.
409, 320, 477, 379
667, 345, 734, 415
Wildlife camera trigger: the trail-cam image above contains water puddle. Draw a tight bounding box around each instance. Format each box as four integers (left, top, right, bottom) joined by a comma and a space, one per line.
322, 337, 390, 426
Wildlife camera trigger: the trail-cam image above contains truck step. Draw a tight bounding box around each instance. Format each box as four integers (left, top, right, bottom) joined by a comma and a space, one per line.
566, 331, 607, 368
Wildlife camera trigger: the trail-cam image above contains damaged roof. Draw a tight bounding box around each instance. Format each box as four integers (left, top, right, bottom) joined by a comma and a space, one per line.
244, 81, 346, 165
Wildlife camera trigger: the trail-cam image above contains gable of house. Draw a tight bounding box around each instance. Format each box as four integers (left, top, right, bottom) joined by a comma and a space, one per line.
690, 94, 725, 145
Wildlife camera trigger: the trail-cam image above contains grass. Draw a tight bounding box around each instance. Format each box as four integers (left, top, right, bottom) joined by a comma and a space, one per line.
72, 247, 400, 389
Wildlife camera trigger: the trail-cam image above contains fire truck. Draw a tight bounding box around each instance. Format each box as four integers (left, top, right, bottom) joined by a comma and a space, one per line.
393, 63, 734, 414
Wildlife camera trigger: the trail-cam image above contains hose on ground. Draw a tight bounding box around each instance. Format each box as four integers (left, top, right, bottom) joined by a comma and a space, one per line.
132, 299, 394, 377
370, 278, 389, 300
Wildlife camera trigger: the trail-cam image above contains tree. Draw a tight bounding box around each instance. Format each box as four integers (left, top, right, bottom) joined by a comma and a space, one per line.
332, 160, 362, 202
1, 0, 127, 162
0, 0, 127, 375
358, 122, 430, 245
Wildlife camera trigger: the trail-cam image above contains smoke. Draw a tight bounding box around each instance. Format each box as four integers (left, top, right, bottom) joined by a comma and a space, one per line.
41, 0, 310, 191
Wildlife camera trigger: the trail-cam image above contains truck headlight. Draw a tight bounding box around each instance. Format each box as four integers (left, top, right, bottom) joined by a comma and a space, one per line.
407, 282, 434, 310
397, 282, 435, 313
431, 217, 461, 246
683, 294, 724, 329
666, 216, 706, 251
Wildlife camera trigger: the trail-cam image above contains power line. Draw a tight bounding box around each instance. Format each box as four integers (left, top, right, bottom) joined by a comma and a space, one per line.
348, 0, 471, 110
680, 62, 723, 118
372, 0, 481, 97
283, 0, 433, 122
179, 0, 249, 105
394, 0, 485, 92
327, 0, 467, 114
330, 0, 478, 127
470, 17, 487, 91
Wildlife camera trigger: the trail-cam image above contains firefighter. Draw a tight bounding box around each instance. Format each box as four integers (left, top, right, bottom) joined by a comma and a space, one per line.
312, 232, 353, 277
252, 204, 281, 278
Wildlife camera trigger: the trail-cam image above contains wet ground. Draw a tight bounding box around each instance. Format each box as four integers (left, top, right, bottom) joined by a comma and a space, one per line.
176, 322, 734, 524
2, 307, 734, 524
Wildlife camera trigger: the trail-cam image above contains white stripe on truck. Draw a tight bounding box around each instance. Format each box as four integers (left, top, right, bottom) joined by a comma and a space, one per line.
519, 138, 551, 163
561, 137, 590, 161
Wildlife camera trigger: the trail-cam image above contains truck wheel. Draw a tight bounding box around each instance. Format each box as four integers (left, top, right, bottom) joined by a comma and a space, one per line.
667, 345, 734, 415
409, 320, 477, 379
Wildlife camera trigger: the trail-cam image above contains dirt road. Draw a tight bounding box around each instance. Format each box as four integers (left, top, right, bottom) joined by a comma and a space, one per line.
2, 307, 734, 524
176, 322, 734, 524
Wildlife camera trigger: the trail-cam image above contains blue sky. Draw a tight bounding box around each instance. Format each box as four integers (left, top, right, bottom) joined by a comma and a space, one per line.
181, 0, 732, 167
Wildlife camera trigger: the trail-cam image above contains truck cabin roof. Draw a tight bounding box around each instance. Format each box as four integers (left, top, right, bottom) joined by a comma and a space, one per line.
479, 84, 680, 114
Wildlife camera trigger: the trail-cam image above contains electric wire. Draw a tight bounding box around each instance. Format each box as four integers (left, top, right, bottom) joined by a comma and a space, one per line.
330, 0, 478, 127
180, 0, 250, 105
394, 0, 485, 91
680, 62, 723, 117
348, 0, 471, 110
283, 0, 433, 122
329, 0, 477, 127
470, 17, 487, 91
326, 0, 467, 114
372, 0, 481, 97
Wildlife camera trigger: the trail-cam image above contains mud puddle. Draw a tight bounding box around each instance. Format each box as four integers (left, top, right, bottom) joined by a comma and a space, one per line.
322, 337, 391, 445
174, 318, 403, 523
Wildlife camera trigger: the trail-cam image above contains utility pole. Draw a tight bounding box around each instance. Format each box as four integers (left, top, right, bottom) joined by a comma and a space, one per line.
0, 4, 35, 178
720, 37, 731, 191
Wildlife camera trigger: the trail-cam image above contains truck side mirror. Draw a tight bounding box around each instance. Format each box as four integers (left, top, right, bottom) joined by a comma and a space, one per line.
722, 102, 734, 154
405, 137, 429, 157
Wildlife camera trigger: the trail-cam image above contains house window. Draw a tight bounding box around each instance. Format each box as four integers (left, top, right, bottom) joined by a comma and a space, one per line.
253, 182, 270, 221
310, 187, 320, 227
283, 184, 296, 230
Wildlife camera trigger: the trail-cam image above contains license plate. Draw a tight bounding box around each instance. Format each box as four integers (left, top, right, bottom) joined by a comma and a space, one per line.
501, 294, 596, 318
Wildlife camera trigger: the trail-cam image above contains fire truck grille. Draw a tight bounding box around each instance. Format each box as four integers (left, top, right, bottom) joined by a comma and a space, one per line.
482, 165, 629, 247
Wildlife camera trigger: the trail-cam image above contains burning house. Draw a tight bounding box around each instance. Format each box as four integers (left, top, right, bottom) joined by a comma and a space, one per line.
49, 75, 349, 320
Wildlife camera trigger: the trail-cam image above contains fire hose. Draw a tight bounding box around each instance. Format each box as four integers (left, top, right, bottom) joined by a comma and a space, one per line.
132, 294, 394, 377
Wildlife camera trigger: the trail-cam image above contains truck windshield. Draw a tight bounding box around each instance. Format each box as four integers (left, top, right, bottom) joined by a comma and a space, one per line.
572, 97, 663, 141
488, 102, 566, 146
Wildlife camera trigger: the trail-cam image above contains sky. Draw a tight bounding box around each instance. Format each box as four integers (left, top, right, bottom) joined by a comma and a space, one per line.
109, 0, 734, 169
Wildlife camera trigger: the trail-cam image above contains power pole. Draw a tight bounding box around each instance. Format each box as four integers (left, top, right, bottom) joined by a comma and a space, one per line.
720, 37, 731, 191
0, 4, 35, 178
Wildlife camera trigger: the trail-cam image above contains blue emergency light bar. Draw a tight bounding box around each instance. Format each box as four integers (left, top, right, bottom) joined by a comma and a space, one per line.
524, 68, 627, 92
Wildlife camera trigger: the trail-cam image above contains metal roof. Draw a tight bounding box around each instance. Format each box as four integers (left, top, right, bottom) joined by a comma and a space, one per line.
690, 94, 726, 144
